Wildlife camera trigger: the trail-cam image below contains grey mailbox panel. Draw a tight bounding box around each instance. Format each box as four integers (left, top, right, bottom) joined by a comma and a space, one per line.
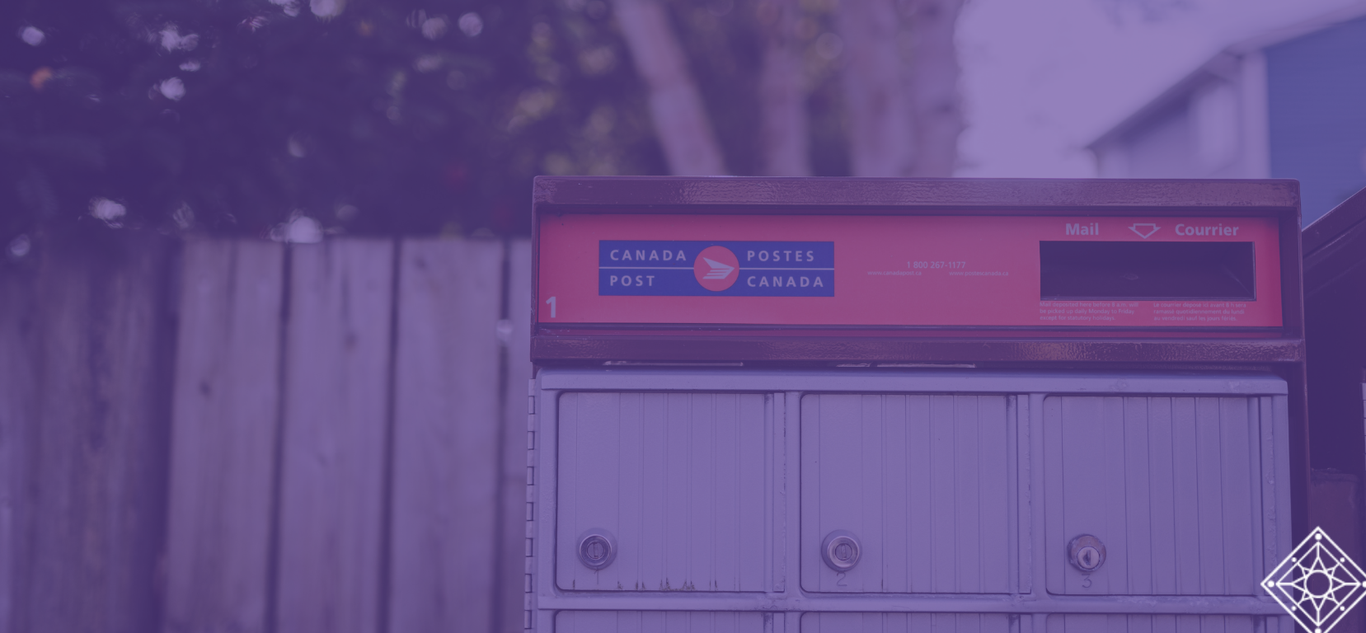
801, 394, 1012, 593
802, 613, 1017, 632
1045, 396, 1268, 596
557, 392, 772, 592
557, 611, 769, 632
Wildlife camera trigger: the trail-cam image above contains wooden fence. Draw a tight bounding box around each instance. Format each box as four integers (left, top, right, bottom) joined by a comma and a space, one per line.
0, 235, 533, 633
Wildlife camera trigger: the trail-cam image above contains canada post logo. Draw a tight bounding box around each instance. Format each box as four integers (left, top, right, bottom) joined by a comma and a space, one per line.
599, 240, 834, 296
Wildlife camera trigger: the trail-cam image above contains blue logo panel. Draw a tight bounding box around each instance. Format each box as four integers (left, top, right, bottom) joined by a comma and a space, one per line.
599, 240, 835, 296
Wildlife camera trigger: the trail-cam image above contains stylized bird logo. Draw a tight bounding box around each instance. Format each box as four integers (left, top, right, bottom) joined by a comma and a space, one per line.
702, 257, 734, 280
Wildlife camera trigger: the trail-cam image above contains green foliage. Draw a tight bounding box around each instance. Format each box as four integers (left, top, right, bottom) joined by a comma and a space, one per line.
1, 0, 666, 239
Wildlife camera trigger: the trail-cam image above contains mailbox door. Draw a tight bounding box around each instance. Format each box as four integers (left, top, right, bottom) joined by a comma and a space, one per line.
1044, 396, 1271, 596
801, 613, 1018, 632
556, 392, 773, 592
1044, 615, 1277, 632
801, 394, 1014, 593
556, 611, 770, 632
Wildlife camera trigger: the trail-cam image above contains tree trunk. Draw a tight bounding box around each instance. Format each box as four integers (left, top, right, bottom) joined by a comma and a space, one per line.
902, 0, 965, 177
837, 0, 910, 177
613, 0, 728, 175
756, 0, 811, 176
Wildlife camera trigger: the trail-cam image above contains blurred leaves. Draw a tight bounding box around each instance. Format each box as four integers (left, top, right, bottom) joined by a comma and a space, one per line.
2, 0, 884, 244
1, 0, 667, 240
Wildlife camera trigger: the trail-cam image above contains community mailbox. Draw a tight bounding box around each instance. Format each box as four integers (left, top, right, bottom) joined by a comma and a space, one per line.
525, 177, 1306, 632
1303, 185, 1366, 583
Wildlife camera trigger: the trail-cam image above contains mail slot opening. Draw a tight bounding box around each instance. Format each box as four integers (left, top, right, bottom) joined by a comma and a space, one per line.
1040, 241, 1255, 300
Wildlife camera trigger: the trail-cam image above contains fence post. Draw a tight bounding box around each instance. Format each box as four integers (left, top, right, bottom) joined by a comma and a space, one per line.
0, 248, 38, 633
500, 239, 533, 633
162, 239, 286, 633
274, 239, 394, 633
1, 232, 177, 633
388, 238, 504, 632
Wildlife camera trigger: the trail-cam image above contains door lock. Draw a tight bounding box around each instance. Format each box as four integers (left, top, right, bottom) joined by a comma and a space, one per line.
577, 529, 617, 570
1068, 534, 1106, 572
821, 530, 862, 572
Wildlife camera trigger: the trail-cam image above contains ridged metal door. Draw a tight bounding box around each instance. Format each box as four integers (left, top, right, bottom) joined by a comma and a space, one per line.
801, 613, 1017, 632
1044, 614, 1268, 632
556, 392, 773, 592
556, 610, 770, 632
1044, 396, 1271, 596
801, 394, 1014, 593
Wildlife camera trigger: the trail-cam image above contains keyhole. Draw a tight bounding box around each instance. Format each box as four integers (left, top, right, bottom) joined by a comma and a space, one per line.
835, 543, 853, 561
821, 531, 861, 572
1068, 534, 1105, 573
577, 530, 617, 570
1079, 547, 1098, 569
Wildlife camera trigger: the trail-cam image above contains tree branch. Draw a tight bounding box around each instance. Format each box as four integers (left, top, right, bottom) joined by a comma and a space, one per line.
902, 0, 965, 177
838, 0, 910, 177
613, 0, 728, 175
756, 0, 811, 176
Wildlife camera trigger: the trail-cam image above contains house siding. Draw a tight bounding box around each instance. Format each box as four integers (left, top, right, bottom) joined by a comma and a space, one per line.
1265, 15, 1366, 225
1119, 102, 1195, 179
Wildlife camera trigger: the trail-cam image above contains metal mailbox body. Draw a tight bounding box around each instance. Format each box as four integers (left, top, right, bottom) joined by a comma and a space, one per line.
1303, 186, 1366, 496
1301, 186, 1366, 632
526, 177, 1307, 633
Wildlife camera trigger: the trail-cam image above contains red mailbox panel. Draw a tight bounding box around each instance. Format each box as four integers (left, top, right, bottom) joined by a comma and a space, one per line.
537, 213, 1282, 329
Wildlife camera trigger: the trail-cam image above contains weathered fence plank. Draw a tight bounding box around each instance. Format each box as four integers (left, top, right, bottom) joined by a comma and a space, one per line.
0, 264, 37, 633
501, 239, 533, 633
275, 240, 394, 633
163, 240, 285, 633
22, 235, 176, 633
388, 239, 504, 632
6, 234, 532, 633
